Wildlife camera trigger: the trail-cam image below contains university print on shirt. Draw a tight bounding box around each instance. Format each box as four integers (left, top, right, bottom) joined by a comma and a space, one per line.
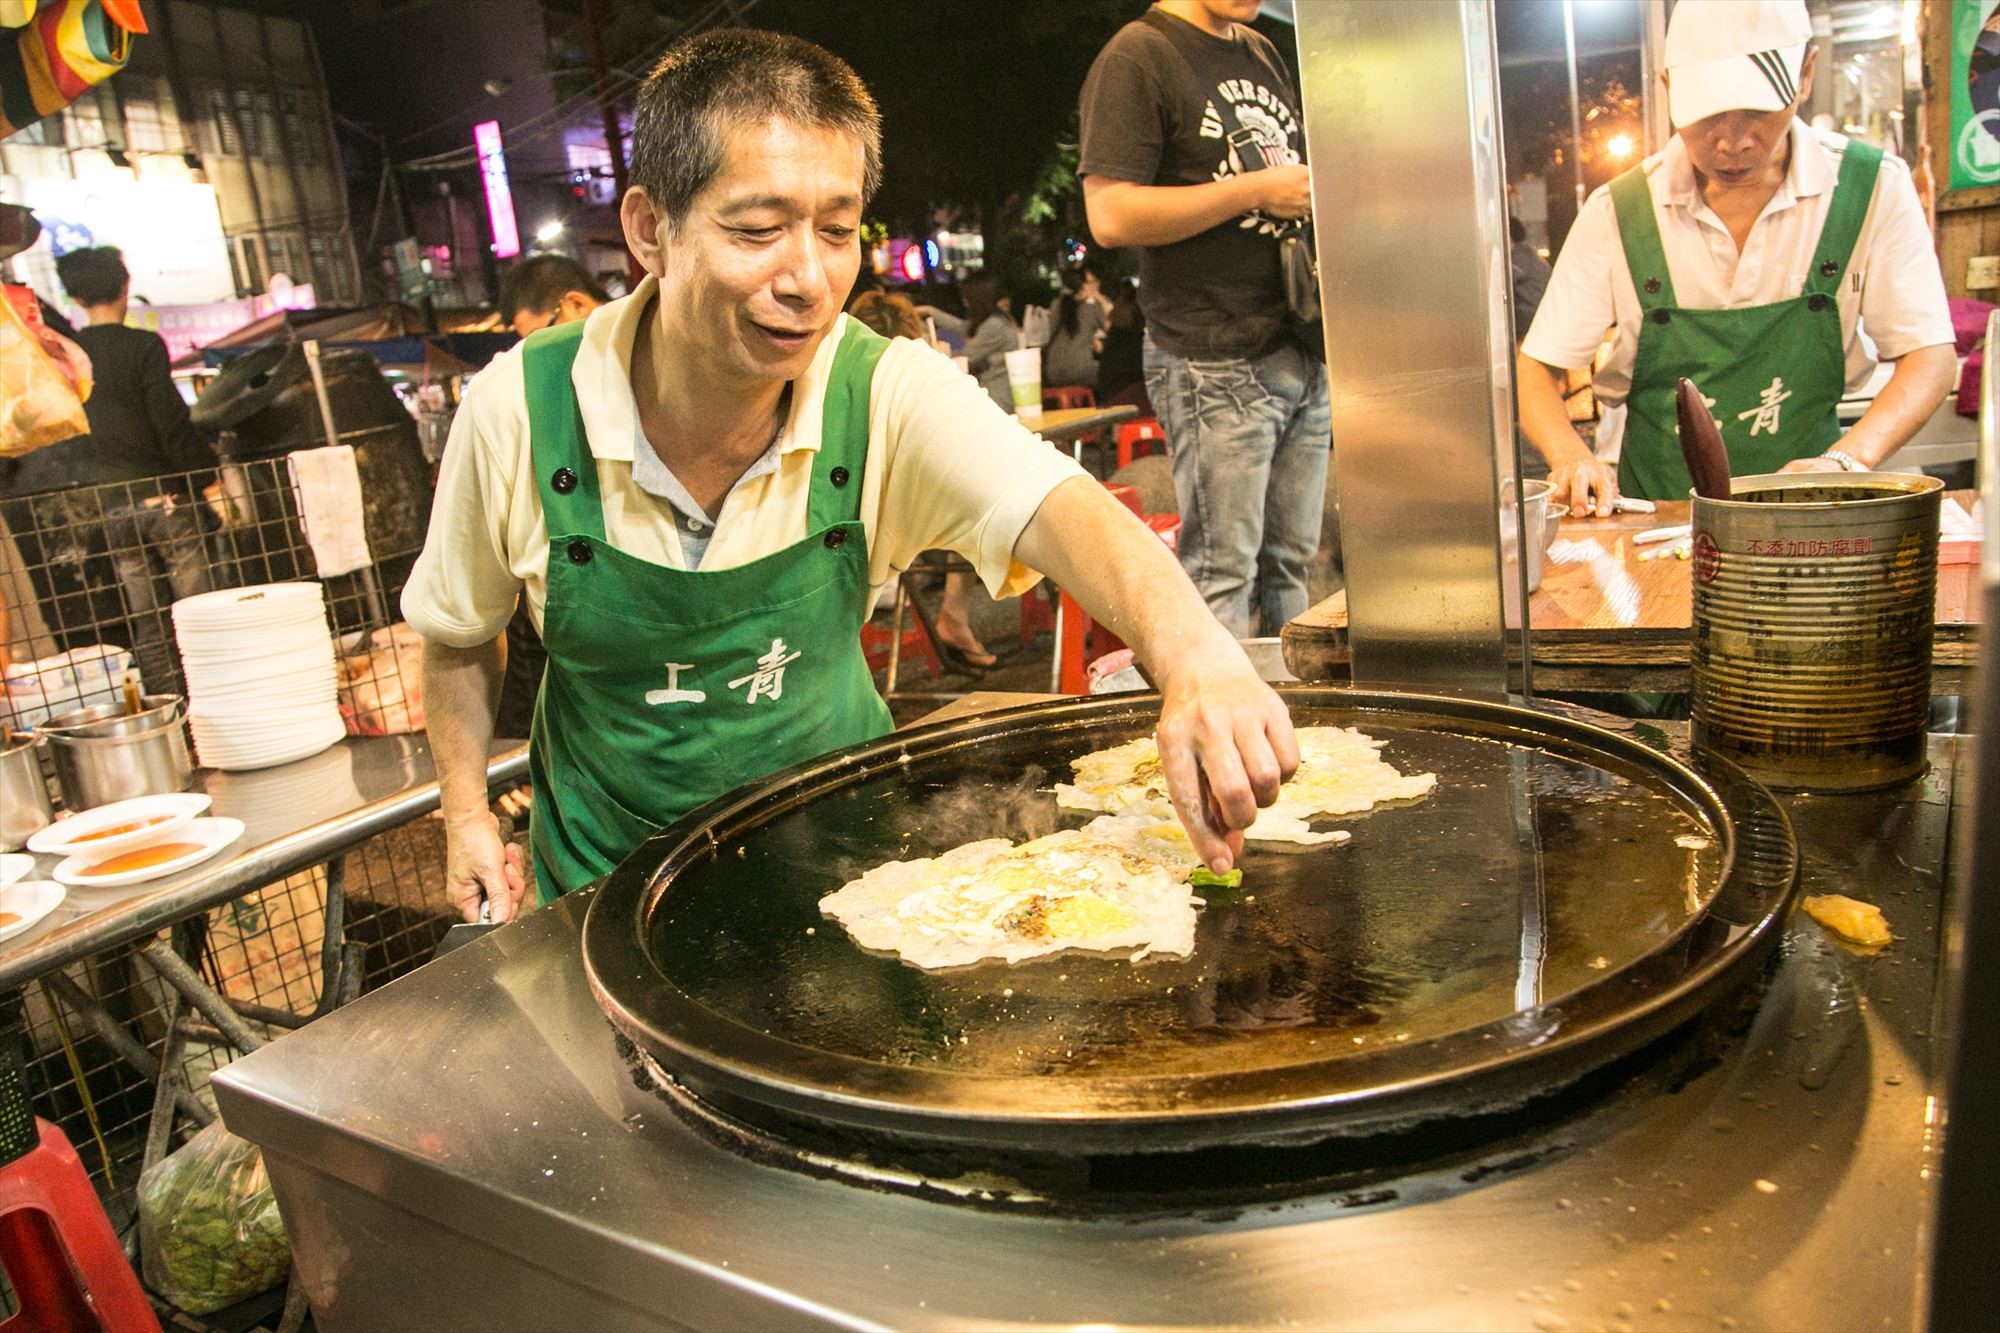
1200, 75, 1302, 237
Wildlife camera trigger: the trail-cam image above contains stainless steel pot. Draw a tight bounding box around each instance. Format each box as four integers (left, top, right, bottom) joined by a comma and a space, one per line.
1501, 480, 1564, 623
1518, 478, 1562, 593
0, 734, 53, 850
40, 693, 184, 737
41, 694, 194, 809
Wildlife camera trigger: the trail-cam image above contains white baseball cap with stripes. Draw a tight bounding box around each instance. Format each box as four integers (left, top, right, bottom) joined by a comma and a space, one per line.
1663, 0, 1814, 128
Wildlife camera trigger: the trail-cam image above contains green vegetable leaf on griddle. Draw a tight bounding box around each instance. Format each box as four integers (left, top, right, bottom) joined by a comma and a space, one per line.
1189, 866, 1245, 904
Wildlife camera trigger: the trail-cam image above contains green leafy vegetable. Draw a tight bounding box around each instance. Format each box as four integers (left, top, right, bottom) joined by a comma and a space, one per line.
1189, 868, 1243, 889
138, 1120, 291, 1315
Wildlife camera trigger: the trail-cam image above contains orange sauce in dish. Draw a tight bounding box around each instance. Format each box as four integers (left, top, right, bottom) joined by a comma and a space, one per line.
0, 913, 18, 929
72, 815, 172, 843
84, 843, 203, 877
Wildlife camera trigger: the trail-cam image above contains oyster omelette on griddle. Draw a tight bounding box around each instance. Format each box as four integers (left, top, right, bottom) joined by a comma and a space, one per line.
1055, 727, 1436, 845
818, 728, 1435, 970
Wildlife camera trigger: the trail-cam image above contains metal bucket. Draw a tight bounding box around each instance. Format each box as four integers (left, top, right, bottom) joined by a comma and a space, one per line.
1690, 472, 1943, 791
0, 734, 53, 851
40, 694, 194, 809
1501, 479, 1563, 624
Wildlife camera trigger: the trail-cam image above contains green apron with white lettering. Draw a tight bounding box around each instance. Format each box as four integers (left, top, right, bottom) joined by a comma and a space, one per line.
1610, 140, 1883, 500
521, 318, 895, 900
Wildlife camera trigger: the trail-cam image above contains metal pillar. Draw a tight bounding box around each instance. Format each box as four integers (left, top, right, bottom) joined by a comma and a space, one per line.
1294, 0, 1525, 694
1563, 0, 1587, 213
1926, 309, 2000, 1326
1640, 0, 1670, 157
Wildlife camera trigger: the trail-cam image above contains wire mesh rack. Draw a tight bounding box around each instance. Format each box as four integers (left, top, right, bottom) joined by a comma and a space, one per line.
0, 452, 493, 1247
1, 457, 421, 733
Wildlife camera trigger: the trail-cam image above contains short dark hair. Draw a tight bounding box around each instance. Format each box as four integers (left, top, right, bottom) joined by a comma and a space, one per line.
55, 246, 128, 306
497, 254, 610, 322
629, 28, 882, 233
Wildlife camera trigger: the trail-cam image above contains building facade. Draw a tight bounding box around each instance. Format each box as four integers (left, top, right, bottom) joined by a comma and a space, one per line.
0, 0, 360, 336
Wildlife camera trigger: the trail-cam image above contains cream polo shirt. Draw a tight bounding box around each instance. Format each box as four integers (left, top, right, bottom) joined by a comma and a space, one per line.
402, 277, 1086, 648
1522, 122, 1952, 412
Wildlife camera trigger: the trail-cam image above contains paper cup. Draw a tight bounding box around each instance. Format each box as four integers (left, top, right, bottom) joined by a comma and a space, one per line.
1005, 347, 1043, 422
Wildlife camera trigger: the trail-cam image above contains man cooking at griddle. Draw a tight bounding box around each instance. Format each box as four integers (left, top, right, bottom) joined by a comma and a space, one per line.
402, 28, 1299, 922
1517, 0, 1953, 516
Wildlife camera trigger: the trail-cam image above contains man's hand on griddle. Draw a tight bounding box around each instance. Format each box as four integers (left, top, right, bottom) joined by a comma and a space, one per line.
1154, 639, 1299, 874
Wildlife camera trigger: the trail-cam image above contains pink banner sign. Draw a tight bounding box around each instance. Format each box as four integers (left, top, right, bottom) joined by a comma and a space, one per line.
474, 120, 521, 260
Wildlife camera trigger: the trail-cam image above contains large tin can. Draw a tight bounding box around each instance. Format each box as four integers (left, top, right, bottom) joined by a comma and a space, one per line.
1690, 472, 1943, 791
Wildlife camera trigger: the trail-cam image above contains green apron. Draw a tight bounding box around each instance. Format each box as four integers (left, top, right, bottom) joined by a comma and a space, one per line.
521, 318, 895, 899
1609, 140, 1883, 500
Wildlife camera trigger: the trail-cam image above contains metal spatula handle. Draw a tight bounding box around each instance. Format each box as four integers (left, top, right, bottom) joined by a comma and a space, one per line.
1676, 377, 1733, 501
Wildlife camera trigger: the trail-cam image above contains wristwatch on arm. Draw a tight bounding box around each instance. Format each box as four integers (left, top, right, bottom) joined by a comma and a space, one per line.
1821, 448, 1866, 472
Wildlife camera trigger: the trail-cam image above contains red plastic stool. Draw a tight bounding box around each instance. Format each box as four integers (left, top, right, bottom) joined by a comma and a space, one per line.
1115, 418, 1167, 469
1045, 386, 1106, 451
1055, 511, 1183, 694
1019, 585, 1056, 647
0, 1119, 161, 1332
861, 611, 939, 679
1020, 484, 1144, 647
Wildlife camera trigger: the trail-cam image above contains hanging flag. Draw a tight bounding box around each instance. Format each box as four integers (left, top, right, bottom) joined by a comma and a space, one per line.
0, 0, 146, 139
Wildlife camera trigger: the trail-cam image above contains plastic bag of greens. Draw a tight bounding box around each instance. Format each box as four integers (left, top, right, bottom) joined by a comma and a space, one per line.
137, 1120, 291, 1314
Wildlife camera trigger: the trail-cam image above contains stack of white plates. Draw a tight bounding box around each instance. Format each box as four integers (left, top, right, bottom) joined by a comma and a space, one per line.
172, 583, 346, 771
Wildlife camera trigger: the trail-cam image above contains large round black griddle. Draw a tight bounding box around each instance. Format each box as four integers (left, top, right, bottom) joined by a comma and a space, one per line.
584, 690, 1796, 1156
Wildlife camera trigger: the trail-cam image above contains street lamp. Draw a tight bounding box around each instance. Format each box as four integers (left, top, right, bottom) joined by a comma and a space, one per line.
535, 220, 565, 244
1606, 133, 1634, 160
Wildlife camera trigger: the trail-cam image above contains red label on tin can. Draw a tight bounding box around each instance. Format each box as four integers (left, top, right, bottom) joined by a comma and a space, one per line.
1693, 530, 1721, 584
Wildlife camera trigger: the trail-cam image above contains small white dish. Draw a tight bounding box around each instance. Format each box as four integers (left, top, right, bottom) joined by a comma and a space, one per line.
53, 816, 244, 888
0, 881, 64, 942
27, 793, 212, 859
0, 855, 33, 888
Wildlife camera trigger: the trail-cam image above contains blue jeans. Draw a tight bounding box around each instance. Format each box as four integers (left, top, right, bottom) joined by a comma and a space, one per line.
1143, 332, 1331, 637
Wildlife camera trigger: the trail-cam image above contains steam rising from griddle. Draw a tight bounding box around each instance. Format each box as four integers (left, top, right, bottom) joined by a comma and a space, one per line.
915, 766, 1060, 844
823, 765, 1059, 887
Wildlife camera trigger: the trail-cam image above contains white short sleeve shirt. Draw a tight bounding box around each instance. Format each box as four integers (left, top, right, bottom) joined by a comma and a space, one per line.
1521, 122, 1952, 412
402, 277, 1088, 648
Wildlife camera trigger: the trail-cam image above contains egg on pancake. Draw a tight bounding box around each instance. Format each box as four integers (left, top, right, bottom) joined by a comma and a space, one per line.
1053, 726, 1435, 844
818, 815, 1204, 970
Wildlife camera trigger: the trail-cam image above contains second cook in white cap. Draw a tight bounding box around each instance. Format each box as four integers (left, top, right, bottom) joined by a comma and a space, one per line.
1516, 0, 1954, 514
1663, 0, 1814, 128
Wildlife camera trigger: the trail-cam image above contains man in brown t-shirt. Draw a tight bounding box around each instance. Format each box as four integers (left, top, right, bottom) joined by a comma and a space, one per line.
1079, 0, 1329, 638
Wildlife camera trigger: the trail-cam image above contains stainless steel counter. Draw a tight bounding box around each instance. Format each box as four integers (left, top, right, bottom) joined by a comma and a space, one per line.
213, 732, 1958, 1332
0, 736, 529, 989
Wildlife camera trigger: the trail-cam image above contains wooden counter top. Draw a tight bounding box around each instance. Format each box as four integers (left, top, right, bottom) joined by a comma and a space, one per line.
1283, 497, 1983, 691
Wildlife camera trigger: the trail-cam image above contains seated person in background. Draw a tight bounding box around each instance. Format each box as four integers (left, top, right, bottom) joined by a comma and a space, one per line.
919, 274, 1019, 411
499, 255, 612, 339
1043, 265, 1109, 393
1095, 277, 1150, 414
846, 287, 999, 671
848, 290, 929, 348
